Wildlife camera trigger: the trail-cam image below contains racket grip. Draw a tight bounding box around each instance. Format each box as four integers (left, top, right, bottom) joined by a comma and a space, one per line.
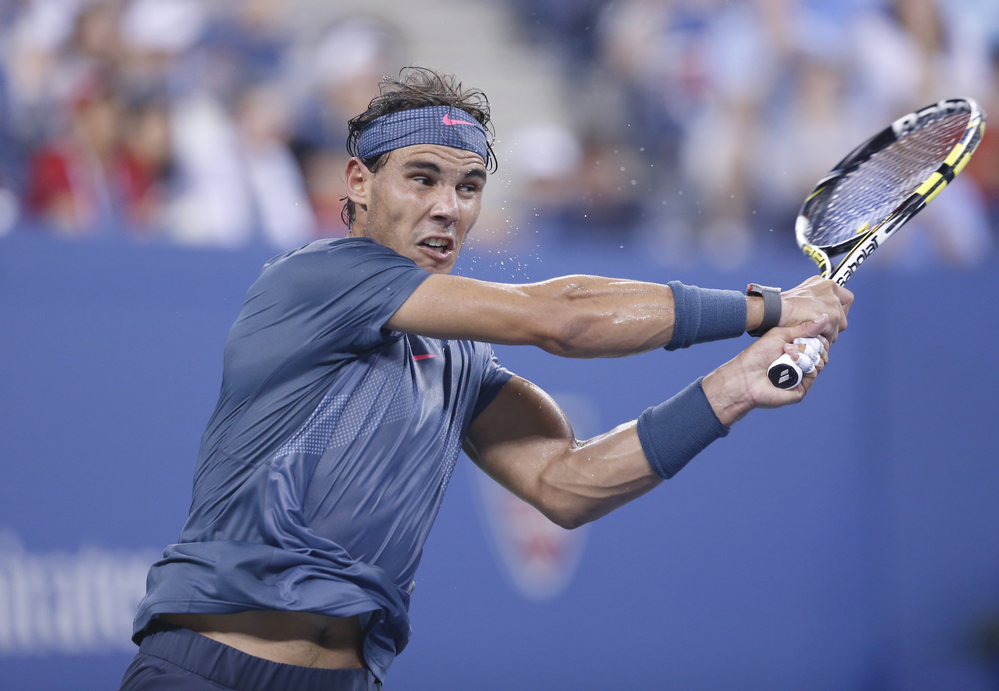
768, 353, 803, 389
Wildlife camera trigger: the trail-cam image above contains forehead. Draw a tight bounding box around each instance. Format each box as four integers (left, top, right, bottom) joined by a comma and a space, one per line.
384, 144, 486, 174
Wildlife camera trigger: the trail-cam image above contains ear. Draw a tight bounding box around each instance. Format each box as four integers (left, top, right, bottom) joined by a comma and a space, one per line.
345, 157, 371, 211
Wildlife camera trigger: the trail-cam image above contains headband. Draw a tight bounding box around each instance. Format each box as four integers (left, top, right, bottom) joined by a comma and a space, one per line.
356, 106, 490, 164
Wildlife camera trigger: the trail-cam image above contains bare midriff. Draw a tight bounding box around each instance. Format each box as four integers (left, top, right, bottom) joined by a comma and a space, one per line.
159, 611, 366, 670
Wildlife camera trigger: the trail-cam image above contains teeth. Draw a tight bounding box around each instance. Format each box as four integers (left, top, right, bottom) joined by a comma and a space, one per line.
425, 239, 448, 248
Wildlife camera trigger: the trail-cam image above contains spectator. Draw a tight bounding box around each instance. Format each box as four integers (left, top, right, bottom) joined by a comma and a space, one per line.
114, 97, 172, 235
23, 73, 120, 235
963, 44, 999, 236
290, 17, 406, 238
751, 7, 866, 245
849, 0, 993, 266
233, 81, 316, 248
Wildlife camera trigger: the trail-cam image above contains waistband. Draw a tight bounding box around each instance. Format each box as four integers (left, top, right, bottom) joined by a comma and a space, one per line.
138, 622, 379, 691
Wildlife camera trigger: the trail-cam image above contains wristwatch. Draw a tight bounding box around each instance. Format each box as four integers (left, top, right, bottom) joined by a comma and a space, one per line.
746, 283, 781, 337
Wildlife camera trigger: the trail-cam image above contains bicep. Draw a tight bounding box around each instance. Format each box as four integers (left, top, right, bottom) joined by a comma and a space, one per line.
463, 376, 576, 500
386, 274, 562, 348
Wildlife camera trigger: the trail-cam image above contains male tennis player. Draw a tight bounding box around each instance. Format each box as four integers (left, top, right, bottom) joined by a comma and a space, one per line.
120, 68, 852, 691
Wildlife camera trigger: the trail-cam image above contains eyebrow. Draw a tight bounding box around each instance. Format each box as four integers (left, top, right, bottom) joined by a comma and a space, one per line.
402, 160, 487, 182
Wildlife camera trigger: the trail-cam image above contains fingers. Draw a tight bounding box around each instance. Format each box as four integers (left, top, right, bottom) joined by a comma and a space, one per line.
784, 336, 823, 374
782, 277, 850, 342
798, 313, 829, 339
833, 283, 853, 330
839, 285, 855, 311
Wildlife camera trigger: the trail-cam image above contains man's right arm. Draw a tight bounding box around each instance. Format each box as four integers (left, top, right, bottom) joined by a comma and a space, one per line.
386, 273, 851, 358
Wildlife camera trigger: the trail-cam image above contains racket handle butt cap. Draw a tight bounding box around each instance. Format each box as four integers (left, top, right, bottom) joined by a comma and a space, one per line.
768, 353, 803, 389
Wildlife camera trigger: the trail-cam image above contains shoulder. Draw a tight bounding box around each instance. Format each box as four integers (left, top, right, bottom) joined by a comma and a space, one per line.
257, 237, 426, 294
262, 237, 412, 273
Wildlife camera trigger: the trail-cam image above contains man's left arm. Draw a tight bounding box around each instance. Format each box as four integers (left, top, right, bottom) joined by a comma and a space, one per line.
464, 316, 831, 529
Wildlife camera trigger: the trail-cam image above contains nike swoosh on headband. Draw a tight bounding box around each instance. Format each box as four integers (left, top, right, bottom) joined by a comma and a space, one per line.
442, 114, 478, 126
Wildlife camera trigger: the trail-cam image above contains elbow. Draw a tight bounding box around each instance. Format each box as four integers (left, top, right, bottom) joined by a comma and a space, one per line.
551, 513, 589, 531
539, 326, 587, 359
536, 291, 599, 357
538, 503, 594, 531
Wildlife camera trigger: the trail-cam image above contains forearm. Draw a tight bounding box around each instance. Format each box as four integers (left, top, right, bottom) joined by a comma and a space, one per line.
525, 423, 663, 529
530, 381, 730, 528
541, 366, 763, 526
467, 377, 670, 529
524, 275, 753, 358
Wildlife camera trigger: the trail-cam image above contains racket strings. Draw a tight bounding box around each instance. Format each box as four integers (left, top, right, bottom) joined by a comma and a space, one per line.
805, 110, 970, 247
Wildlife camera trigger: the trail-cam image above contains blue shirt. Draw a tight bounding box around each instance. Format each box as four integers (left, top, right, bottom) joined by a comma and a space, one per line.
133, 238, 514, 681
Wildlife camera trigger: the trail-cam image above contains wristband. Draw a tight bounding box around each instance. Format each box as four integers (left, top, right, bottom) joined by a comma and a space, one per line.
746, 283, 781, 337
665, 281, 747, 351
636, 378, 730, 479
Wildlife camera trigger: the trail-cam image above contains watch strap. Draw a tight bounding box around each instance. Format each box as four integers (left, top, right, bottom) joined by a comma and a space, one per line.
746, 283, 781, 337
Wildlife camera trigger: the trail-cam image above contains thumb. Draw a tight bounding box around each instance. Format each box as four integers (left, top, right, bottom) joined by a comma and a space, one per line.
792, 313, 829, 341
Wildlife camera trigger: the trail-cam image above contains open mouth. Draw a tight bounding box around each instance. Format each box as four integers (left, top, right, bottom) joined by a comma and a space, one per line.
418, 237, 453, 257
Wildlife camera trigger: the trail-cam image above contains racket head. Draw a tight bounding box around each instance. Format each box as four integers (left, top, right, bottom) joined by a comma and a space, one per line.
793, 98, 986, 283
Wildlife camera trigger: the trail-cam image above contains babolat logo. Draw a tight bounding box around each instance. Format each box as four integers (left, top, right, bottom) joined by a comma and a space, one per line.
769, 365, 794, 387
836, 236, 881, 285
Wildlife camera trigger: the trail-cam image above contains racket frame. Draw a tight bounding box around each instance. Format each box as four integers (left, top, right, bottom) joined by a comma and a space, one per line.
767, 97, 985, 389
794, 98, 986, 287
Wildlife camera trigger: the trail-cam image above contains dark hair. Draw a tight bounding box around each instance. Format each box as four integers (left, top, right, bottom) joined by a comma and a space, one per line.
341, 67, 497, 227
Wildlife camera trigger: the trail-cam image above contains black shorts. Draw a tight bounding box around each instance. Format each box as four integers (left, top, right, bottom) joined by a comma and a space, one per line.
119, 623, 381, 691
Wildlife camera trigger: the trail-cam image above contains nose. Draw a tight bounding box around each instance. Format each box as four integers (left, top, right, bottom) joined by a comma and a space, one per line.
429, 185, 459, 226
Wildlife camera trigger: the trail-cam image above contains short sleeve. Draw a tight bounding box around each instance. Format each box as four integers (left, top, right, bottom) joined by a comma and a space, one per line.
472, 351, 514, 420
249, 238, 430, 354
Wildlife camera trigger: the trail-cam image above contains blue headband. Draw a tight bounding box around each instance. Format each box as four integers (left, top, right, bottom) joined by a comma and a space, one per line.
356, 106, 490, 164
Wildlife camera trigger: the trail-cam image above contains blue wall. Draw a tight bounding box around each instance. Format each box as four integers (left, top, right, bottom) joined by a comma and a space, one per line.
1, 235, 998, 690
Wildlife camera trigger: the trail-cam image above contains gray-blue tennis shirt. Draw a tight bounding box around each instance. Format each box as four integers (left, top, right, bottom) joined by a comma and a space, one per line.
133, 237, 514, 682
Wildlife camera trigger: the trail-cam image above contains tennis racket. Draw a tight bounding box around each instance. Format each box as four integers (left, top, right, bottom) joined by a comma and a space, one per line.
769, 97, 986, 389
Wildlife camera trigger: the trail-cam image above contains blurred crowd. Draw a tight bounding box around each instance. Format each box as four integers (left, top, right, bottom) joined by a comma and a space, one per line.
0, 0, 401, 247
0, 0, 997, 267
509, 0, 999, 266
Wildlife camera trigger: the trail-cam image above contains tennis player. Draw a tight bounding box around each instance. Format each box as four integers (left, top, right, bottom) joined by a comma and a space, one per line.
120, 68, 852, 691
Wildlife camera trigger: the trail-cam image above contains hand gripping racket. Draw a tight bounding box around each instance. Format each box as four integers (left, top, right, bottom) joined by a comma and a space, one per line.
769, 97, 986, 389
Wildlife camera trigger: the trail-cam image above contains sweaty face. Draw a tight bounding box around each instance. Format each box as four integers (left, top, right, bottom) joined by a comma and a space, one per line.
351, 144, 487, 275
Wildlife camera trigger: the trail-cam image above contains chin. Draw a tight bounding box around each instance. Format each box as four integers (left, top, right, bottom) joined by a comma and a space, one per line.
427, 263, 454, 276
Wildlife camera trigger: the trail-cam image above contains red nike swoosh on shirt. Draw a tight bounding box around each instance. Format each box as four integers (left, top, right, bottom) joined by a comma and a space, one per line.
442, 114, 477, 127
412, 354, 438, 361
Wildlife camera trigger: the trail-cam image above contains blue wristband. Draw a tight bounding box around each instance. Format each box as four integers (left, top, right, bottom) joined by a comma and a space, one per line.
665, 281, 746, 351
636, 378, 730, 479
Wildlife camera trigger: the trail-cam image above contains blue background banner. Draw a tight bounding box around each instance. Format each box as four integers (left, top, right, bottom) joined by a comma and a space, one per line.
1, 236, 998, 690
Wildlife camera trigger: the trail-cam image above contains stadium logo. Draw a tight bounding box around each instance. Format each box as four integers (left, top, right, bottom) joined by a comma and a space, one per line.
0, 529, 156, 655
471, 392, 596, 601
